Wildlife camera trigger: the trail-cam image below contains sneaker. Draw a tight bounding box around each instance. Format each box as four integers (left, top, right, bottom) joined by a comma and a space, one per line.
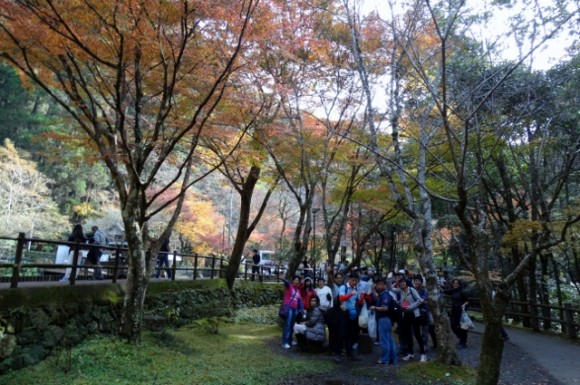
352, 343, 359, 351
402, 354, 414, 361
282, 343, 291, 349
291, 340, 298, 346
420, 354, 427, 362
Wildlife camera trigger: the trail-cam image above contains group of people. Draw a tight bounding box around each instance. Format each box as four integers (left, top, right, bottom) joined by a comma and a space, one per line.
60, 224, 108, 281
279, 268, 470, 365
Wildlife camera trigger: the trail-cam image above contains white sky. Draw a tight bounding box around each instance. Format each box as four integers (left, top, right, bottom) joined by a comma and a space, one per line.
361, 0, 576, 70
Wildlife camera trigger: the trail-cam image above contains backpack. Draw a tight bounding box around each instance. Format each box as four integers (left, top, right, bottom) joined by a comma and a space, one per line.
387, 291, 402, 323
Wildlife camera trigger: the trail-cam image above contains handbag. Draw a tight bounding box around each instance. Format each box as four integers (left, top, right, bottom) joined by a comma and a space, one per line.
367, 310, 377, 338
278, 303, 290, 319
460, 309, 474, 330
358, 303, 369, 328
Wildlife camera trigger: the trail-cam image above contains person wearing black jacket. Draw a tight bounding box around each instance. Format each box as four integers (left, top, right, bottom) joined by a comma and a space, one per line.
444, 279, 470, 348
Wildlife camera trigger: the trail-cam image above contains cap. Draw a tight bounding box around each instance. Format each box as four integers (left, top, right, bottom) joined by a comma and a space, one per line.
398, 269, 406, 274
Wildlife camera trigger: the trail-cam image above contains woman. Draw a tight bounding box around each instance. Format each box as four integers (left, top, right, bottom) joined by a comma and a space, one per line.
398, 278, 427, 362
293, 296, 326, 350
60, 224, 87, 282
444, 279, 469, 348
281, 275, 303, 349
300, 277, 316, 311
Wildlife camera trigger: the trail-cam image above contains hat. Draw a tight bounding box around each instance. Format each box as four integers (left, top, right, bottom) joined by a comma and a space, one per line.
304, 277, 313, 282
398, 269, 406, 274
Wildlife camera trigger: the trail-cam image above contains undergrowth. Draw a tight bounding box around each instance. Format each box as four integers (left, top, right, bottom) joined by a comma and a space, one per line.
0, 315, 332, 385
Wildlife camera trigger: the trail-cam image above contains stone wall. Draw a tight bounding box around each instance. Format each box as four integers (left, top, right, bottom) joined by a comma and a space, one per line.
0, 280, 282, 374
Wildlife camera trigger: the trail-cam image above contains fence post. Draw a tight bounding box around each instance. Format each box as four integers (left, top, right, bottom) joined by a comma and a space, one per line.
564, 303, 577, 340
10, 232, 26, 289
193, 254, 198, 280
210, 255, 216, 279
112, 246, 120, 283
171, 250, 177, 281
244, 261, 248, 280
70, 241, 81, 285
219, 257, 223, 279
529, 300, 540, 332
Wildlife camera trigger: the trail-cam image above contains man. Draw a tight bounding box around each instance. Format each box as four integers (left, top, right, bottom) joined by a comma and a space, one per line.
370, 277, 398, 365
87, 226, 106, 280
251, 249, 260, 282
326, 269, 345, 358
338, 272, 363, 361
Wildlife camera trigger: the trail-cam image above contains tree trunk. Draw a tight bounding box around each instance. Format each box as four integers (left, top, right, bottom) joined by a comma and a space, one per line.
119, 216, 148, 343
225, 166, 260, 289
476, 284, 510, 385
539, 253, 551, 330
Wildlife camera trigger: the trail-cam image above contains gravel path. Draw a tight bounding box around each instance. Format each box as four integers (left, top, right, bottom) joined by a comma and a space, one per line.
272, 326, 568, 385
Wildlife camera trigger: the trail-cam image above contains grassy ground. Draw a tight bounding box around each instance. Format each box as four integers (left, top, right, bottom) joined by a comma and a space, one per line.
0, 306, 480, 385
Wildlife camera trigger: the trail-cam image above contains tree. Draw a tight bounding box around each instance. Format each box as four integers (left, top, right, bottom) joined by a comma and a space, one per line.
0, 139, 68, 241
0, 0, 260, 342
384, 0, 580, 383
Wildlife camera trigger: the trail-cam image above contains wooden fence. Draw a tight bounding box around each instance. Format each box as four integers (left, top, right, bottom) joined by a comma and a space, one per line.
464, 297, 579, 340
0, 233, 285, 288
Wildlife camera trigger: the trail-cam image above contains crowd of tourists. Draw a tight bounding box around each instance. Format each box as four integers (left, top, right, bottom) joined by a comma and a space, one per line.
279, 267, 470, 364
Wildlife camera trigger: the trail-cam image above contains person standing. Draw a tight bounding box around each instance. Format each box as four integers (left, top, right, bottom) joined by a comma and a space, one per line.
315, 277, 332, 311
338, 272, 363, 361
444, 279, 470, 348
370, 277, 397, 365
60, 224, 87, 282
155, 236, 172, 279
300, 277, 316, 311
413, 275, 438, 350
326, 270, 346, 358
398, 278, 427, 362
281, 276, 303, 349
87, 225, 106, 280
251, 249, 260, 282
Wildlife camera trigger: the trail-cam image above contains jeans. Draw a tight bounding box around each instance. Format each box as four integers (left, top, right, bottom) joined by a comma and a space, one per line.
156, 254, 172, 278
282, 307, 298, 345
378, 316, 397, 364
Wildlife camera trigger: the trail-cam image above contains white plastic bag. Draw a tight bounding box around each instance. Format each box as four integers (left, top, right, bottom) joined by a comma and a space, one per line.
367, 310, 377, 339
460, 309, 474, 330
358, 303, 369, 328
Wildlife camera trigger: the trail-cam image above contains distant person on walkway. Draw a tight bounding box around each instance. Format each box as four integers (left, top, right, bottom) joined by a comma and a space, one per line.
251, 249, 260, 281
155, 236, 172, 279
60, 224, 87, 282
443, 279, 469, 348
281, 276, 303, 349
87, 225, 106, 280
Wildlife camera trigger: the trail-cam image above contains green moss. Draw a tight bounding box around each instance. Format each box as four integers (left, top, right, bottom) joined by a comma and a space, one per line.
0, 284, 123, 310
397, 361, 477, 385
0, 323, 334, 385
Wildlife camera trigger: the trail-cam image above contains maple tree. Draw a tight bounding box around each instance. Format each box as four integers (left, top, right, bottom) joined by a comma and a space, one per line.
0, 0, 260, 341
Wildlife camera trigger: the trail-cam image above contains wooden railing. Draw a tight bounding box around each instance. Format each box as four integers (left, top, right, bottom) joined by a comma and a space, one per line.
0, 233, 284, 288
459, 297, 580, 340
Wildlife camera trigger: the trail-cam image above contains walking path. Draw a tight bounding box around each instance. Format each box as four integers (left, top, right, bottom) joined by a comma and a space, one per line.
474, 322, 580, 385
